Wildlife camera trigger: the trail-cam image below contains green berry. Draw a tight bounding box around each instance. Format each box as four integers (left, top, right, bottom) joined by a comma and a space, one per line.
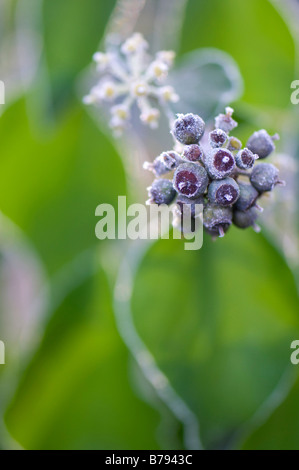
233, 206, 259, 230
209, 129, 228, 148
250, 163, 279, 192
183, 144, 204, 162
147, 179, 176, 205
236, 148, 258, 170
174, 162, 209, 198
235, 182, 259, 211
172, 113, 205, 145
208, 177, 240, 206
205, 148, 235, 180
203, 204, 233, 238
227, 136, 242, 152
247, 129, 279, 159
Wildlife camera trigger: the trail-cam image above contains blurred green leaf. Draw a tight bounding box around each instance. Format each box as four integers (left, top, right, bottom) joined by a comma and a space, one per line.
0, 100, 126, 274
242, 369, 299, 449
4, 262, 172, 450
180, 0, 295, 109
130, 229, 299, 448
170, 48, 243, 121
42, 0, 116, 114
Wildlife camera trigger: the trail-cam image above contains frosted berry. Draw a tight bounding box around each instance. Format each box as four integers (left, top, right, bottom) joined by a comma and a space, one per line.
203, 204, 233, 238
147, 179, 176, 205
143, 151, 181, 176
214, 107, 238, 133
236, 148, 258, 170
172, 113, 205, 144
247, 129, 279, 159
209, 129, 228, 148
183, 144, 204, 162
250, 163, 280, 192
233, 206, 260, 230
174, 162, 209, 198
235, 182, 259, 211
227, 136, 242, 152
174, 194, 204, 219
208, 177, 240, 206
205, 148, 235, 180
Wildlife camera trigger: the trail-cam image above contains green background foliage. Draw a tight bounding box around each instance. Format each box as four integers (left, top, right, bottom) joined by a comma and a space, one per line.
0, 0, 299, 450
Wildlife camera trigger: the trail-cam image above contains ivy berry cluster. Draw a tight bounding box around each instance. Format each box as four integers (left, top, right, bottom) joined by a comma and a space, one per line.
144, 108, 285, 238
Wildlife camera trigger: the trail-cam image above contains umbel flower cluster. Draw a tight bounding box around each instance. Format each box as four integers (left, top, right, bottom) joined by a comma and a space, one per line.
144, 108, 285, 238
83, 33, 179, 135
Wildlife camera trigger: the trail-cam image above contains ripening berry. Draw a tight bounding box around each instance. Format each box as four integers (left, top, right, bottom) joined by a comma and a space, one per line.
250, 163, 280, 192
183, 144, 204, 162
214, 107, 238, 133
236, 148, 258, 170
208, 177, 240, 206
227, 136, 242, 152
172, 113, 205, 145
209, 129, 228, 148
233, 206, 260, 230
174, 162, 209, 198
203, 204, 233, 238
147, 179, 176, 205
247, 129, 279, 159
205, 148, 235, 180
174, 194, 204, 219
235, 182, 259, 211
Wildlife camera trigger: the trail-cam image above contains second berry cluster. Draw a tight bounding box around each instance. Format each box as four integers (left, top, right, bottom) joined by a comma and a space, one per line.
144, 108, 284, 238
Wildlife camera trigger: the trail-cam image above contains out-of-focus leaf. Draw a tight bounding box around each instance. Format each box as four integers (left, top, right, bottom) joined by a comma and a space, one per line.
130, 229, 299, 448
0, 213, 47, 361
0, 102, 126, 271
169, 48, 243, 121
0, 100, 126, 274
180, 0, 295, 109
4, 263, 175, 450
42, 0, 116, 114
242, 367, 299, 449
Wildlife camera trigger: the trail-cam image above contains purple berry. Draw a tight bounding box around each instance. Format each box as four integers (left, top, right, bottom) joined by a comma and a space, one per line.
250, 163, 280, 192
183, 144, 204, 162
247, 129, 279, 159
209, 129, 228, 148
208, 177, 240, 206
236, 148, 258, 170
147, 179, 176, 205
174, 162, 209, 198
205, 148, 235, 180
172, 113, 205, 145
